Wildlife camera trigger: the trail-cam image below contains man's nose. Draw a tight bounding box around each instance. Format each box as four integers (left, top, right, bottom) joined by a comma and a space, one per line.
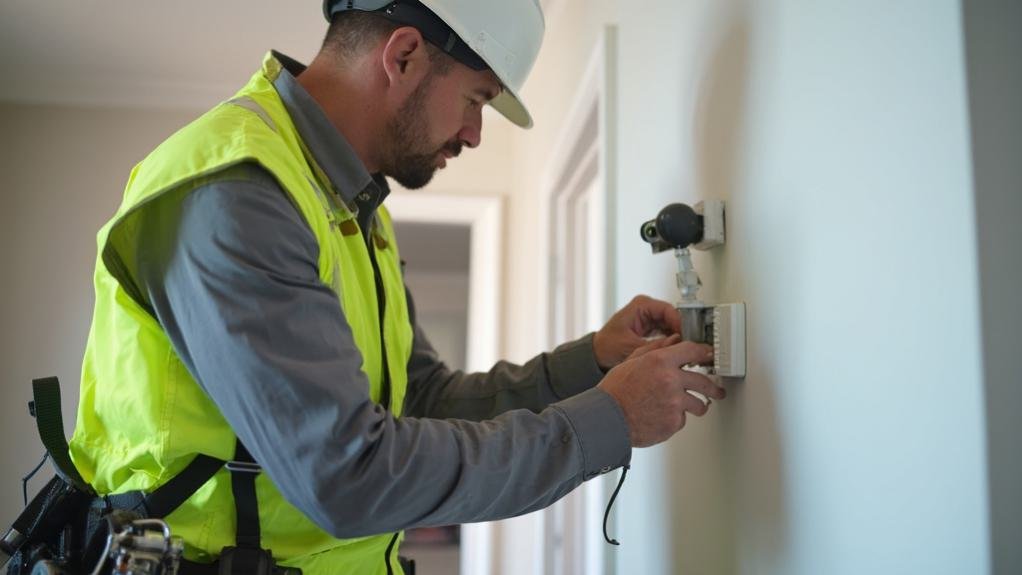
458, 109, 483, 149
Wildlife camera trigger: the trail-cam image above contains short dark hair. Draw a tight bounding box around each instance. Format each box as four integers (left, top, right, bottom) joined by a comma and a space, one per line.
321, 11, 454, 74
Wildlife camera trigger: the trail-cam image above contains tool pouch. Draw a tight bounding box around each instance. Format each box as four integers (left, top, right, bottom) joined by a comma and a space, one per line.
2, 475, 92, 575
4, 378, 303, 575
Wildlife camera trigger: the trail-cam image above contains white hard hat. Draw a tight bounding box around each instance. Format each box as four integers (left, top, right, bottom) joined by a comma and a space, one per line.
323, 0, 545, 128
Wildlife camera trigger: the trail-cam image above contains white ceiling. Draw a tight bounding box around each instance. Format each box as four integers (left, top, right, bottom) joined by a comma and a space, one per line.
0, 0, 560, 110
0, 1, 334, 109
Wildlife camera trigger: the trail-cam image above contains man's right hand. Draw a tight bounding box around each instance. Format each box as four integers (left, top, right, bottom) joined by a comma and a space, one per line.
597, 335, 726, 448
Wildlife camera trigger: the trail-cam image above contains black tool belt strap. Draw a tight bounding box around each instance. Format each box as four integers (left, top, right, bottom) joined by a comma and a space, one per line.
100, 440, 260, 542
24, 378, 294, 573
98, 438, 291, 574
31, 378, 254, 531
97, 451, 225, 519
227, 439, 261, 549
30, 377, 237, 528
31, 377, 92, 493
84, 444, 235, 570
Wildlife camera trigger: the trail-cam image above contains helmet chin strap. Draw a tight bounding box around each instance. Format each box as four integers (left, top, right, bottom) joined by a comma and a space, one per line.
442, 30, 458, 52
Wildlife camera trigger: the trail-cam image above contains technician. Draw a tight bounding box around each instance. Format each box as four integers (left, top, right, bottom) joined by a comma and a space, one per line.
68, 1, 726, 573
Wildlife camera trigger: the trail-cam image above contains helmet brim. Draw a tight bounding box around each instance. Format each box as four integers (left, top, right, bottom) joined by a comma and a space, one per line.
323, 0, 539, 129
489, 87, 533, 129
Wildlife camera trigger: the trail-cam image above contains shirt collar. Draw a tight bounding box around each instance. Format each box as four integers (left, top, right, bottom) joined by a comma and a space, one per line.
270, 51, 388, 206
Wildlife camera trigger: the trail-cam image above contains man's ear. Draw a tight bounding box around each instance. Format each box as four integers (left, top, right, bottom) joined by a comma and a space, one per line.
380, 26, 431, 90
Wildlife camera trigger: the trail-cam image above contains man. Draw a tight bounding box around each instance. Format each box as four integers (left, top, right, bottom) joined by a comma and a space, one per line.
68, 1, 726, 573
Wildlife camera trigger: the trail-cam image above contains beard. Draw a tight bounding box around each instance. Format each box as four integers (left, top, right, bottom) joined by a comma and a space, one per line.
380, 72, 461, 190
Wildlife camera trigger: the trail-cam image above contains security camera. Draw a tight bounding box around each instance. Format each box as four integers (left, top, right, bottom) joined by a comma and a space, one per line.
639, 203, 704, 253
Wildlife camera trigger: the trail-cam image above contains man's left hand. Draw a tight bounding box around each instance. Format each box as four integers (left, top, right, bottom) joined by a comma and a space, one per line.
592, 295, 682, 371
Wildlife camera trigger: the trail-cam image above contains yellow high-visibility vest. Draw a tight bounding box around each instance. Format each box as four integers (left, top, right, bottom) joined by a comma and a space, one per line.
69, 53, 414, 575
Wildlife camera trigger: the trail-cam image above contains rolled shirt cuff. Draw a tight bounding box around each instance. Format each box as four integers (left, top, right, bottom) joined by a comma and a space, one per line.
552, 386, 632, 480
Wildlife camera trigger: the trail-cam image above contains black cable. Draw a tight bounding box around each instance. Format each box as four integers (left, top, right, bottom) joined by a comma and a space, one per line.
602, 464, 630, 545
22, 452, 49, 506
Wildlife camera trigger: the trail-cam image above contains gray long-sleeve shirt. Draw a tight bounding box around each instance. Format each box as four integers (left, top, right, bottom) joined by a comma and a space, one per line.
129, 52, 631, 539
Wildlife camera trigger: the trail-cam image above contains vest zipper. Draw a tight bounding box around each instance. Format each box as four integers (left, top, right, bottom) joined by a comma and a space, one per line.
384, 531, 400, 575
367, 238, 393, 411
367, 223, 398, 569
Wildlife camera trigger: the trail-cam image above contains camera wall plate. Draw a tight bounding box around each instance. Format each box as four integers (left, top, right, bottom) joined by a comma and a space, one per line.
712, 302, 746, 378
677, 302, 747, 378
694, 199, 725, 250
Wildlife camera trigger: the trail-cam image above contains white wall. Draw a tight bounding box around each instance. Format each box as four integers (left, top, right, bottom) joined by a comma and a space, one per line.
513, 0, 1001, 573
0, 102, 201, 524
617, 1, 987, 572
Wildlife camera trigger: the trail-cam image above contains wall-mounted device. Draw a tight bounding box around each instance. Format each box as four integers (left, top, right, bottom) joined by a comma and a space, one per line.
640, 201, 746, 377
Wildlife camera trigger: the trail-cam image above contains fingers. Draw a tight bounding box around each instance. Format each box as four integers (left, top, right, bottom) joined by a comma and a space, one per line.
657, 339, 715, 367
629, 295, 682, 337
627, 334, 681, 360
679, 369, 726, 401
647, 341, 726, 400
682, 392, 710, 417
598, 331, 727, 447
595, 296, 684, 371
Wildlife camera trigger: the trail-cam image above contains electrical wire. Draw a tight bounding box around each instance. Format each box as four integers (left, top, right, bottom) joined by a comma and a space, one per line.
602, 464, 630, 545
21, 452, 49, 506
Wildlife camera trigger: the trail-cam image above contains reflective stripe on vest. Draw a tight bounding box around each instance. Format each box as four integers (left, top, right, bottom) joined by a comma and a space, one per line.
69, 52, 413, 575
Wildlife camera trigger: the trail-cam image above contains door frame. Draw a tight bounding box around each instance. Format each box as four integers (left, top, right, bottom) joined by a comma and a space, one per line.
538, 25, 618, 338
535, 25, 619, 575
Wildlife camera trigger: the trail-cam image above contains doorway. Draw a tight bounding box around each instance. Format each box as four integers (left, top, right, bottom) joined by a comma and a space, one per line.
393, 220, 471, 574
387, 192, 504, 575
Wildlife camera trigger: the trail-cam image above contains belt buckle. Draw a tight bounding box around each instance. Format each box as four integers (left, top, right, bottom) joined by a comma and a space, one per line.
224, 461, 261, 474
